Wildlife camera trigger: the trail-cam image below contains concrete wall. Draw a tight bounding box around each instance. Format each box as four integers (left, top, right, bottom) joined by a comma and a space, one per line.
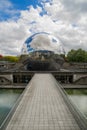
0, 74, 13, 85
73, 74, 87, 82
74, 76, 87, 85
0, 77, 12, 85
0, 72, 87, 85
0, 74, 13, 82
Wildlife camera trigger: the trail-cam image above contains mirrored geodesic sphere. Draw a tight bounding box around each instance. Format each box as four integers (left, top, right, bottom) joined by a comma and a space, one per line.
21, 32, 64, 54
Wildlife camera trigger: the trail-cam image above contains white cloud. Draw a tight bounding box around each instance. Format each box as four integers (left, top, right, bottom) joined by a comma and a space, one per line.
0, 0, 87, 55
0, 0, 19, 19
0, 21, 28, 55
0, 0, 12, 10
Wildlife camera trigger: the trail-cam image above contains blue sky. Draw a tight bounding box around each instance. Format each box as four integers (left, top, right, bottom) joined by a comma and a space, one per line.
0, 0, 40, 21
11, 0, 39, 9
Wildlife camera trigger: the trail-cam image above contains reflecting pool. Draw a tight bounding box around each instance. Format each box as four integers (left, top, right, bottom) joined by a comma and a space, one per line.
65, 88, 87, 119
0, 88, 23, 126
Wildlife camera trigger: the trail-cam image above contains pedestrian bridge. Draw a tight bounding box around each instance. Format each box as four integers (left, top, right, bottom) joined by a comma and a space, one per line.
1, 74, 87, 130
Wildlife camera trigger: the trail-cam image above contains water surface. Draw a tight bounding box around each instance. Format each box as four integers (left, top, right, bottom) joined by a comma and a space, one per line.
0, 88, 23, 126
65, 88, 87, 119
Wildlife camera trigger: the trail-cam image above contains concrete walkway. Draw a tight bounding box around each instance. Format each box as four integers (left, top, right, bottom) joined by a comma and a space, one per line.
5, 74, 80, 130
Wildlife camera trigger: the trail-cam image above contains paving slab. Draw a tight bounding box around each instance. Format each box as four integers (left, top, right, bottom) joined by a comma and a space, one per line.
5, 74, 81, 130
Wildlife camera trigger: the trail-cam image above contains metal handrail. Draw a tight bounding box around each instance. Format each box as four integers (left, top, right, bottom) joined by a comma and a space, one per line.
0, 76, 33, 130
52, 75, 87, 130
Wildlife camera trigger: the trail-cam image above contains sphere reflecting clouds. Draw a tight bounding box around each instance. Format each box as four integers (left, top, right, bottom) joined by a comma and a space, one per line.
21, 32, 64, 54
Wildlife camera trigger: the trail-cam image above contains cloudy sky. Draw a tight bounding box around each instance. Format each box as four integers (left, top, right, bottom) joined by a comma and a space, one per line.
0, 0, 87, 55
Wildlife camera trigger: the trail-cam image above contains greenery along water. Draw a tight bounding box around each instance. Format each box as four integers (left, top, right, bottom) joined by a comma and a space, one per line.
0, 88, 23, 126
65, 89, 87, 119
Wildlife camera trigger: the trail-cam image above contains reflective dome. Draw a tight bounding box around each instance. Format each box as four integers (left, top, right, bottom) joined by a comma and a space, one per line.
21, 32, 64, 54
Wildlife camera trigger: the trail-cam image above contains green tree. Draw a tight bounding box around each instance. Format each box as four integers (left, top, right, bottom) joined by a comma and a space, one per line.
3, 56, 19, 62
67, 49, 76, 62
67, 48, 87, 62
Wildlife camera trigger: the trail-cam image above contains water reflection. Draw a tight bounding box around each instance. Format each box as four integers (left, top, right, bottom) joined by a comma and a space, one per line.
65, 89, 87, 119
0, 88, 23, 126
